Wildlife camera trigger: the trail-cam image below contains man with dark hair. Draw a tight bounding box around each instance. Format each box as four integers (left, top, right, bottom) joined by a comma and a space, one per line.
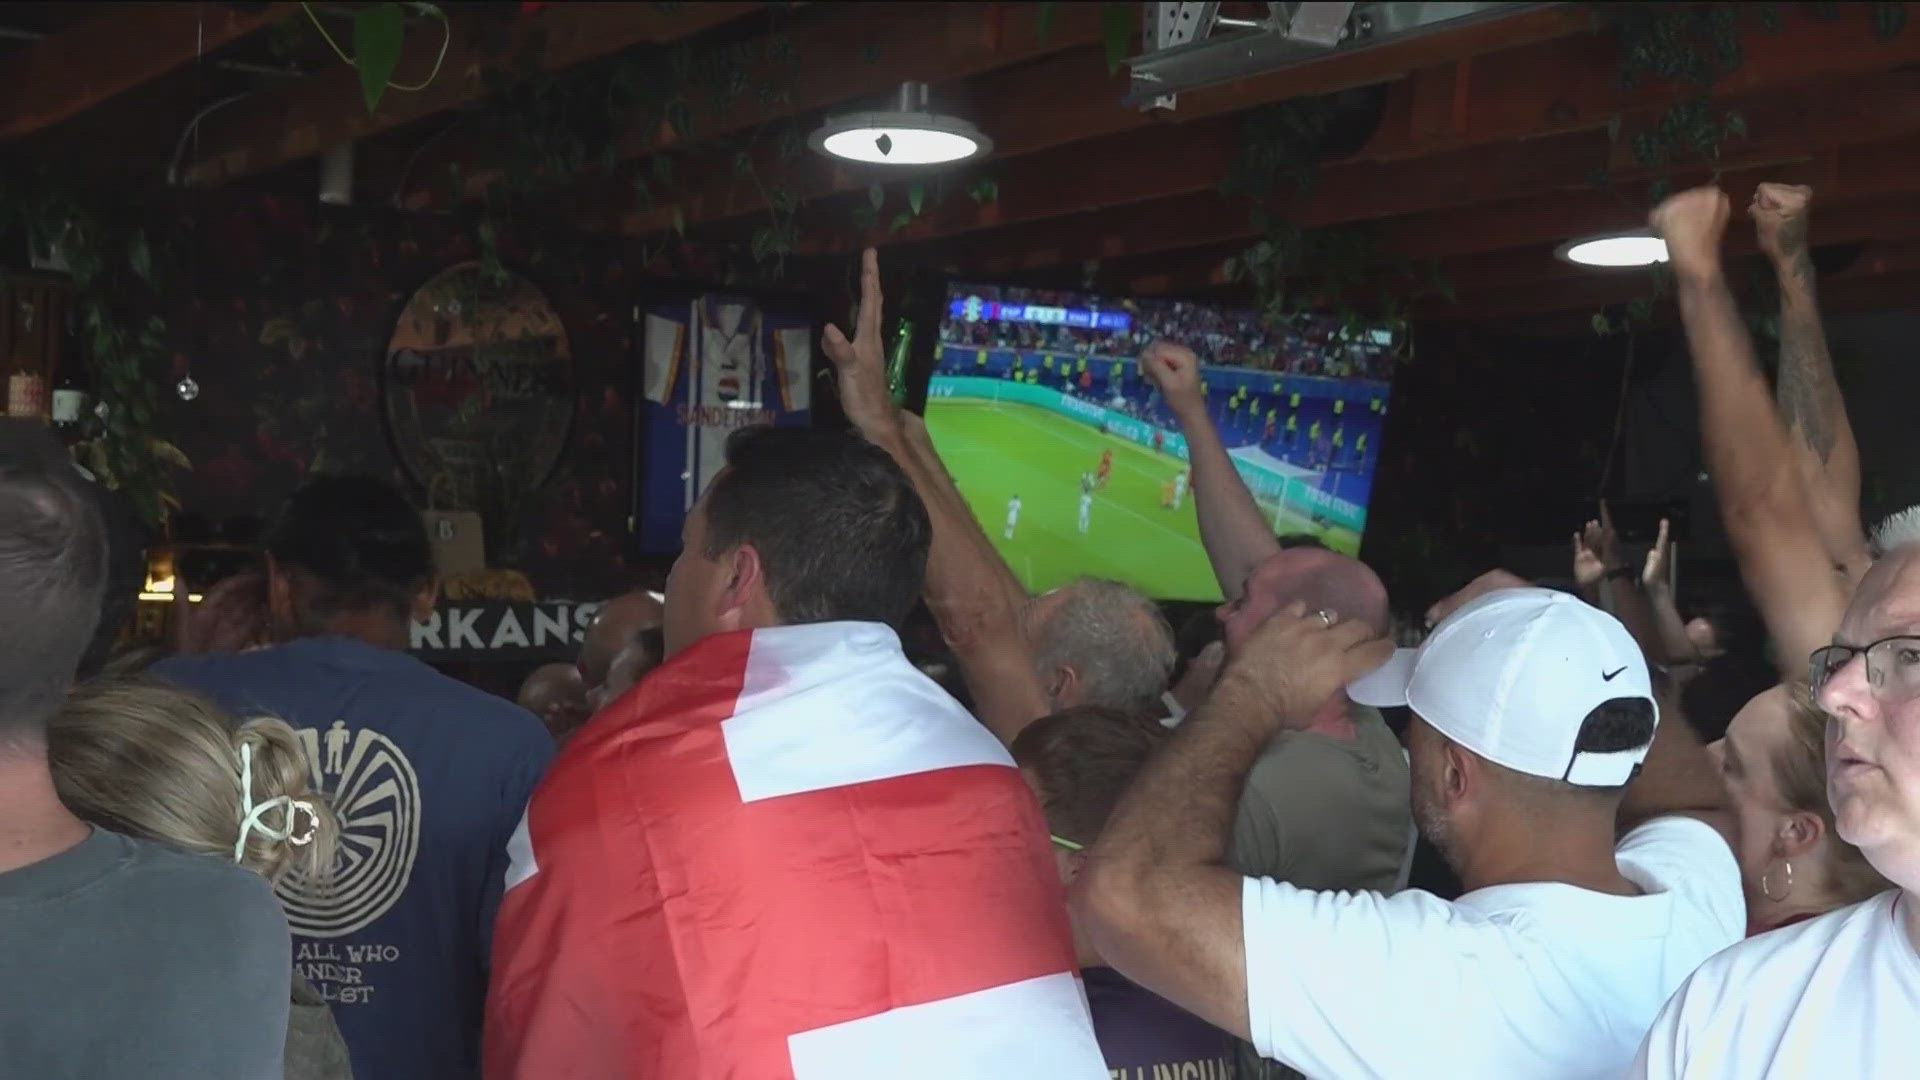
1075, 587, 1744, 1079
0, 419, 292, 1077
157, 473, 554, 1080
487, 425, 1105, 1079
1013, 706, 1239, 1077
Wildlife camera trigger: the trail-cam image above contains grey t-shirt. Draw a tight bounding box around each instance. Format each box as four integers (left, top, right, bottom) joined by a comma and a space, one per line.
0, 828, 292, 1079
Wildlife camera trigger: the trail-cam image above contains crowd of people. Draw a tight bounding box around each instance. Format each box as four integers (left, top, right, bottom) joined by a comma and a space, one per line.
0, 180, 1913, 1080
943, 284, 1395, 379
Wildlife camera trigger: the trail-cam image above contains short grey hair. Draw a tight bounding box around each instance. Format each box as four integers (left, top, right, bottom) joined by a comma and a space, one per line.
1027, 577, 1176, 710
1871, 505, 1920, 557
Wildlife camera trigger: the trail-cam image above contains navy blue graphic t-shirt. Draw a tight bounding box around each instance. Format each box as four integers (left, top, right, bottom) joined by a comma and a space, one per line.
157, 637, 554, 1080
1085, 965, 1239, 1079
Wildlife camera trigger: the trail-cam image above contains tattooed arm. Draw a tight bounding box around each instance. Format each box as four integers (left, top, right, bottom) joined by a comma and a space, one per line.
1754, 183, 1871, 582
1651, 187, 1849, 683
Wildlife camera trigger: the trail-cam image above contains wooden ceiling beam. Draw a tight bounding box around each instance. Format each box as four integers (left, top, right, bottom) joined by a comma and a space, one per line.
0, 2, 298, 142
622, 2, 1594, 237
1363, 3, 1920, 162
422, 2, 1112, 212
180, 2, 760, 187
876, 60, 1920, 282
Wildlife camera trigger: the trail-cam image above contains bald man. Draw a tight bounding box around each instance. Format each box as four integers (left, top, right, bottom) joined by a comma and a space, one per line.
1142, 341, 1412, 1080
578, 590, 664, 693
517, 663, 590, 746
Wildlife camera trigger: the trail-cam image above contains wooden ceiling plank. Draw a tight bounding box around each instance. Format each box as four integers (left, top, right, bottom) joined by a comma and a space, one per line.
0, 2, 298, 142
624, 2, 1595, 237
181, 1, 761, 187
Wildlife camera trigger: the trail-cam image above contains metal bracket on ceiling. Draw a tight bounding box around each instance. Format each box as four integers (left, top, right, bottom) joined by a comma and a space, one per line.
1142, 2, 1220, 111
1127, 2, 1545, 106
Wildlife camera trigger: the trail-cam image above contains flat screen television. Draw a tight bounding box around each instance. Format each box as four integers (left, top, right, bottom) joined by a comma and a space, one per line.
926, 283, 1396, 602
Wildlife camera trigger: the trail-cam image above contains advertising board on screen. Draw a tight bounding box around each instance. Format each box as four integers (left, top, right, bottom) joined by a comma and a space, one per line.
927, 284, 1395, 602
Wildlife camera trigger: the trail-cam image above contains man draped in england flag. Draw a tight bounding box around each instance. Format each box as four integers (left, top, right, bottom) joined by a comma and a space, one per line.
485, 426, 1105, 1080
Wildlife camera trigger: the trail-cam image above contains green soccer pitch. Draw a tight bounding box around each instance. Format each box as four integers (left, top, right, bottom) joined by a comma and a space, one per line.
924, 397, 1361, 601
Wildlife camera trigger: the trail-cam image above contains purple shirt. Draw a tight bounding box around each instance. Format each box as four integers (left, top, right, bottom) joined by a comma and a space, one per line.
1085, 965, 1239, 1079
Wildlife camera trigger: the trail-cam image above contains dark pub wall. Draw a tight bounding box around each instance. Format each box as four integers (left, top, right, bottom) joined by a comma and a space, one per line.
159, 192, 641, 601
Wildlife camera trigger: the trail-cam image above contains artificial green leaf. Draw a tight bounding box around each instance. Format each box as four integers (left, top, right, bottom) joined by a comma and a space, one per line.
354, 2, 407, 114
128, 232, 152, 283
869, 183, 885, 211
907, 180, 925, 217
890, 211, 914, 234
671, 207, 686, 237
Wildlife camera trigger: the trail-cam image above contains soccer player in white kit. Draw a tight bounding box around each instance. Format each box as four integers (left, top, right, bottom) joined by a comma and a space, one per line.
1077, 490, 1093, 535
1004, 494, 1022, 540
1173, 470, 1189, 509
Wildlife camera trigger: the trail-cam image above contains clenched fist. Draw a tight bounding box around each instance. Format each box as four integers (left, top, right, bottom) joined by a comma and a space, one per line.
1751, 182, 1812, 264
1217, 602, 1394, 726
1649, 186, 1730, 280
1139, 340, 1206, 417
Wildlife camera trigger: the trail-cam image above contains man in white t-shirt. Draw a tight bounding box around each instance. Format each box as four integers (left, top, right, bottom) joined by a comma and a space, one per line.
1078, 491, 1093, 535
1074, 587, 1745, 1080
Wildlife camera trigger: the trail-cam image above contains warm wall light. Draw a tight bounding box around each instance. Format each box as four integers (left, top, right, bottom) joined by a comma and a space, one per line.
1557, 230, 1669, 268
810, 82, 990, 167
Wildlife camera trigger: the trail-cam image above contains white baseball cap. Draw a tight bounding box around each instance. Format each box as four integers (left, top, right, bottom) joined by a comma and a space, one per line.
1348, 587, 1658, 787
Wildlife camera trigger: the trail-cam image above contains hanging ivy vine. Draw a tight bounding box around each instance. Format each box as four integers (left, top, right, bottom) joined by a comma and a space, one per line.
1218, 92, 1445, 359
0, 162, 188, 524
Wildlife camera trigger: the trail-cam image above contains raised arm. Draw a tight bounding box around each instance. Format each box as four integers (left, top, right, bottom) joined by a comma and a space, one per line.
822, 250, 1050, 744
1640, 519, 1707, 669
1071, 605, 1392, 1038
1650, 187, 1849, 683
1754, 182, 1871, 583
1139, 341, 1281, 599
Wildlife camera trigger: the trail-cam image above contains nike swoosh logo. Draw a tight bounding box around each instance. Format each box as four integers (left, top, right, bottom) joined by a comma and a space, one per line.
1602, 666, 1628, 681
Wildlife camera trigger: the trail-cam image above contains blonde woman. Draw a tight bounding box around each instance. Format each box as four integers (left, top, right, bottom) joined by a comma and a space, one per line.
1708, 683, 1888, 935
49, 677, 353, 1080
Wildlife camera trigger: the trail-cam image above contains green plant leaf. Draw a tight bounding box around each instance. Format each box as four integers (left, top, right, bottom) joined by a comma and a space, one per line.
671, 206, 686, 237
869, 183, 885, 211
354, 2, 408, 114
1037, 1, 1056, 44
1101, 2, 1135, 73
889, 211, 914, 234
128, 233, 152, 283
907, 180, 925, 217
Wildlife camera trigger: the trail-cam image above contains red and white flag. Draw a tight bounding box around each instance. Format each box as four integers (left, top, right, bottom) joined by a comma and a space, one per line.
484, 622, 1107, 1079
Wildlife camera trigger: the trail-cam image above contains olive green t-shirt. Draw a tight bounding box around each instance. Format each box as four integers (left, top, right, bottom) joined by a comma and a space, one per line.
1229, 702, 1413, 1080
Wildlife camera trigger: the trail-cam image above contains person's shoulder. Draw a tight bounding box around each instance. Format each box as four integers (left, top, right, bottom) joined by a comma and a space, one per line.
1694, 891, 1897, 998
113, 834, 287, 932
1618, 814, 1738, 867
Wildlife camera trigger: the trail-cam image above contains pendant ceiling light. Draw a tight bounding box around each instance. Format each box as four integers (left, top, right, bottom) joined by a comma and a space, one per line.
810, 82, 991, 167
1556, 229, 1670, 268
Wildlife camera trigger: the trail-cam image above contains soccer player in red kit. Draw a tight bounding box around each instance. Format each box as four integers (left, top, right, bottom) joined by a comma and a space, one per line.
1096, 449, 1114, 491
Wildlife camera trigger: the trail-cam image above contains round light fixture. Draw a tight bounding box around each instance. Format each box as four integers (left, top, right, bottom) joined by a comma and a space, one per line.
1557, 230, 1669, 268
810, 82, 990, 167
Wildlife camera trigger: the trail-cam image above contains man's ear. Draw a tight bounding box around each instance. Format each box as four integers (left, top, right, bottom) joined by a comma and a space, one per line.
719, 543, 766, 623
410, 578, 438, 625
1048, 664, 1078, 708
1442, 740, 1473, 804
265, 554, 297, 635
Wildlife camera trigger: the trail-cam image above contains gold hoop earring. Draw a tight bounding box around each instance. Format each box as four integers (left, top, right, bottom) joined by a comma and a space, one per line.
1761, 858, 1794, 903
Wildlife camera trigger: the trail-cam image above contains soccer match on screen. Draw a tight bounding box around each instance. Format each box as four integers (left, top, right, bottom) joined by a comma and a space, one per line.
927, 284, 1394, 601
